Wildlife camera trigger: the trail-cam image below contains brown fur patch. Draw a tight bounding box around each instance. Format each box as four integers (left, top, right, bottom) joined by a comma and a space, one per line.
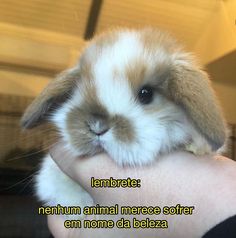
66, 91, 134, 153
111, 115, 134, 143
79, 56, 93, 81
66, 91, 109, 155
66, 106, 98, 155
66, 80, 134, 153
126, 60, 147, 91
140, 28, 178, 54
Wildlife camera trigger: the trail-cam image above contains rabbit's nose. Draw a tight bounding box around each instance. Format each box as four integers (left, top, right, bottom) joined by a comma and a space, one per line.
87, 116, 109, 136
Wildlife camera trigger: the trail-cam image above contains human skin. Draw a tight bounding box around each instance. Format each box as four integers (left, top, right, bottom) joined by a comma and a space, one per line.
47, 141, 236, 238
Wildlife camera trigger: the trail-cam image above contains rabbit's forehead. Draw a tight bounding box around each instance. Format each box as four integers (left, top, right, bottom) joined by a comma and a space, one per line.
74, 30, 175, 113
82, 30, 173, 89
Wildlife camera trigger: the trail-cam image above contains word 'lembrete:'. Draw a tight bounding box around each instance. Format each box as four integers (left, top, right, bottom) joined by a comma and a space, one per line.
91, 177, 141, 188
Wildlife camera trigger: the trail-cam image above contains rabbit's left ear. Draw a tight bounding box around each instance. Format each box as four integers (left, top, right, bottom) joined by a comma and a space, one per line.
21, 67, 79, 129
159, 60, 226, 150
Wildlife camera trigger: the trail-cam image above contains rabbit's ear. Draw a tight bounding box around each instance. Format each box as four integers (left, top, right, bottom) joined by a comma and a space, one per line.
160, 61, 226, 150
21, 68, 80, 129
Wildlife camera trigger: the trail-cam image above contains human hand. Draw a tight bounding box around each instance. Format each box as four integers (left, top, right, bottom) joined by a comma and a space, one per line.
47, 141, 236, 238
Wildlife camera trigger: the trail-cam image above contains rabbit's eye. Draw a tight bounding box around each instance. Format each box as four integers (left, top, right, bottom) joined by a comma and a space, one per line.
138, 85, 153, 104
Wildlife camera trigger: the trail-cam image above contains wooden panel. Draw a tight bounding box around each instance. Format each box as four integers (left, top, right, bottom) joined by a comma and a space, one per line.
0, 22, 86, 74
0, 0, 235, 65
0, 0, 91, 36
0, 69, 51, 97
97, 0, 218, 50
0, 34, 70, 72
194, 0, 236, 64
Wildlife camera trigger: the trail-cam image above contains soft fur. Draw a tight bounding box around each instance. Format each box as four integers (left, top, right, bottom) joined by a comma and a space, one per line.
21, 28, 227, 213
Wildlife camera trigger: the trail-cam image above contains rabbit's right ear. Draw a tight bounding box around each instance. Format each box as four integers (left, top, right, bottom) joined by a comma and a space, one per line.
21, 67, 80, 129
158, 59, 227, 151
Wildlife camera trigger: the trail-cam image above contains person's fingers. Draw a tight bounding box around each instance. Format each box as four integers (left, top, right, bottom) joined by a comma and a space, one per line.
49, 141, 79, 181
48, 142, 236, 237
48, 214, 117, 238
49, 140, 120, 191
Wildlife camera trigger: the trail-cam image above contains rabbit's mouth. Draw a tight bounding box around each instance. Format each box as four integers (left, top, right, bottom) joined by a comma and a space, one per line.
90, 137, 106, 154
93, 139, 102, 148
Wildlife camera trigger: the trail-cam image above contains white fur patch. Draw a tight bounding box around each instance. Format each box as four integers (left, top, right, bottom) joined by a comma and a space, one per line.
35, 155, 93, 218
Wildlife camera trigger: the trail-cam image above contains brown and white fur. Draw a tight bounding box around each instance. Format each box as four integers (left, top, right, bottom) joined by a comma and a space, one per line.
21, 28, 227, 215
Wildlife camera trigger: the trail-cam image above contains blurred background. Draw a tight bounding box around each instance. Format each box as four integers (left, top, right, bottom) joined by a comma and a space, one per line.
0, 0, 235, 237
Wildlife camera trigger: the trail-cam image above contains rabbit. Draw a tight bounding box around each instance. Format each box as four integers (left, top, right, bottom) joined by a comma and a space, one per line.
21, 28, 227, 217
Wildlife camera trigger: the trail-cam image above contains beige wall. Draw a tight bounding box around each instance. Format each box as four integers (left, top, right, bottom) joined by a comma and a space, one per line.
212, 81, 236, 124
